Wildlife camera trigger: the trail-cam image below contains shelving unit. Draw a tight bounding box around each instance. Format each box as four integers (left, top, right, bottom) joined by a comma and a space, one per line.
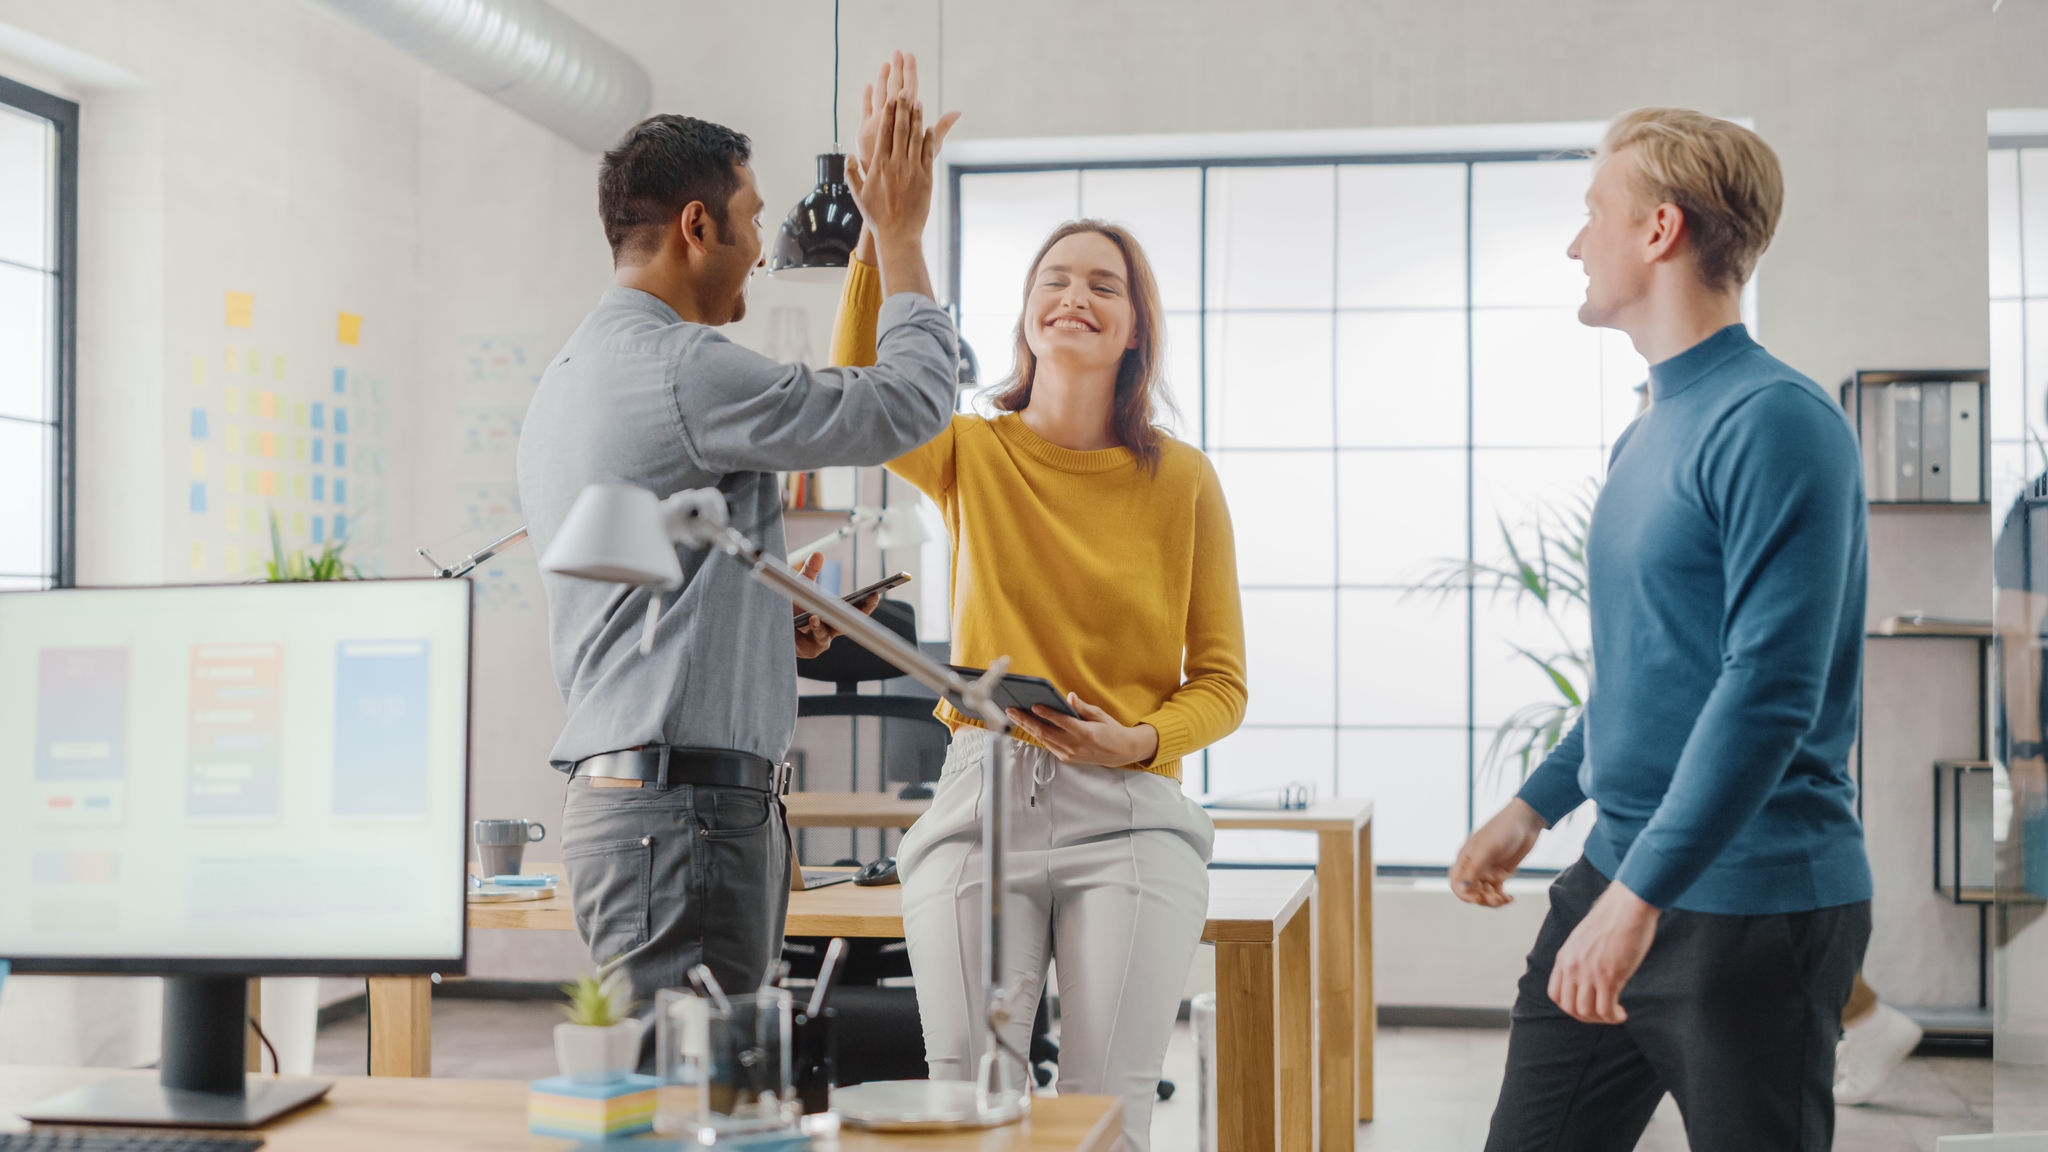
1839, 369, 1991, 508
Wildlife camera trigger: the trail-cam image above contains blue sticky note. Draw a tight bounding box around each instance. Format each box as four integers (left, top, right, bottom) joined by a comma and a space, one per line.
334, 442, 347, 468
334, 408, 349, 435
0, 959, 9, 1002
312, 475, 326, 502
333, 514, 347, 539
332, 367, 346, 394
311, 438, 324, 464
188, 482, 206, 513
190, 409, 208, 439
311, 403, 325, 430
334, 479, 347, 505
312, 517, 325, 544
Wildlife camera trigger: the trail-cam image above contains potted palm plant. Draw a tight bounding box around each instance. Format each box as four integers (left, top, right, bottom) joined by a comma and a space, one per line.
554, 967, 642, 1084
262, 510, 361, 582
1413, 482, 1597, 784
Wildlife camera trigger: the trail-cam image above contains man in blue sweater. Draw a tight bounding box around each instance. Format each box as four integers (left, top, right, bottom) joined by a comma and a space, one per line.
1452, 108, 1873, 1150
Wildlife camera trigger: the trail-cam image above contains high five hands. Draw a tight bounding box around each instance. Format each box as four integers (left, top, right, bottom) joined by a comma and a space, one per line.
844, 52, 959, 299
1448, 798, 1660, 1025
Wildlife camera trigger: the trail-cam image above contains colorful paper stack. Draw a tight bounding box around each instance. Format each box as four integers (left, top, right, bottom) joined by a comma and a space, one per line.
527, 1073, 659, 1140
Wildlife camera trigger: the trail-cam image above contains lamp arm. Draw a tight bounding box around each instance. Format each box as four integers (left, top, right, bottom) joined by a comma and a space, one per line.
786, 506, 883, 566
420, 525, 530, 579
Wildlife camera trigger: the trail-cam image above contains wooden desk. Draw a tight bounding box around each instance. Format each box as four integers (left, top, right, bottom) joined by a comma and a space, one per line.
0, 1067, 1121, 1151
446, 866, 1316, 1152
1209, 798, 1376, 1142
784, 790, 1376, 1144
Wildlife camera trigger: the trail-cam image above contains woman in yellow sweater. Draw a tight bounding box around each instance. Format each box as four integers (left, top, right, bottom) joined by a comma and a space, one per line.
831, 213, 1246, 1149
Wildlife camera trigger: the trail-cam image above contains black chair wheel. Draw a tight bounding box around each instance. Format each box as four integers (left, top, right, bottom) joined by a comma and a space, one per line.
1155, 1079, 1174, 1101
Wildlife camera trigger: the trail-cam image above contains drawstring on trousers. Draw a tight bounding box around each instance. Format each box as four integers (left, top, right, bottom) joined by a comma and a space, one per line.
1028, 753, 1057, 806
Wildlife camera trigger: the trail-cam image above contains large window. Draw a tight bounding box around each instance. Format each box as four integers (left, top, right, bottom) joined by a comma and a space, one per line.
1990, 138, 2048, 513
0, 75, 76, 591
951, 151, 1651, 867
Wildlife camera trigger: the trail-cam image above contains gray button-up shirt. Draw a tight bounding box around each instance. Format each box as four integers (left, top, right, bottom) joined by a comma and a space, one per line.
517, 285, 957, 771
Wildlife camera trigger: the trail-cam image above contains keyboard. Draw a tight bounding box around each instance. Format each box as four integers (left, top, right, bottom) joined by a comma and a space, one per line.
0, 1133, 263, 1151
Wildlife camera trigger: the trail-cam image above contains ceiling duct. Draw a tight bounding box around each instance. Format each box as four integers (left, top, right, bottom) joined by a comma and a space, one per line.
308, 0, 652, 152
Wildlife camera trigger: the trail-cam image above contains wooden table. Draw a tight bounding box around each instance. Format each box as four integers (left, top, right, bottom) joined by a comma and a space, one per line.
447, 866, 1317, 1151
782, 791, 1377, 1145
0, 1067, 1121, 1151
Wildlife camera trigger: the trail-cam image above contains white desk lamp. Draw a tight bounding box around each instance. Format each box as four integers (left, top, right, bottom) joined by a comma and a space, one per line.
786, 503, 930, 567
539, 483, 1031, 1131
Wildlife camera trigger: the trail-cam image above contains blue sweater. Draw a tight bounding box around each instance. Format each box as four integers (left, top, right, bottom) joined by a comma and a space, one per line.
1517, 324, 1872, 915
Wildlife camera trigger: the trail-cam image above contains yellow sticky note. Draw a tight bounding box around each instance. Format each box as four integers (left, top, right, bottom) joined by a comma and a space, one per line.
225, 291, 254, 328
292, 402, 306, 427
274, 354, 287, 380
225, 464, 243, 493
189, 446, 207, 479
292, 512, 306, 536
190, 356, 207, 387
245, 507, 261, 535
224, 387, 241, 415
224, 345, 239, 373
291, 437, 305, 461
189, 541, 205, 572
259, 432, 277, 458
258, 392, 276, 420
337, 312, 362, 346
224, 504, 241, 535
225, 544, 242, 572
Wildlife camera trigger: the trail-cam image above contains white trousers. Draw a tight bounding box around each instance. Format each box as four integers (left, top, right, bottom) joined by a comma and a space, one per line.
897, 727, 1213, 1152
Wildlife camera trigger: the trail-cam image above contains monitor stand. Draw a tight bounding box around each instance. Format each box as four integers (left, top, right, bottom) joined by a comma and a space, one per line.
20, 976, 333, 1129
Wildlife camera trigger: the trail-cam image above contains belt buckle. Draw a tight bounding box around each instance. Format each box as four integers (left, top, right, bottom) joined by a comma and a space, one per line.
773, 760, 793, 796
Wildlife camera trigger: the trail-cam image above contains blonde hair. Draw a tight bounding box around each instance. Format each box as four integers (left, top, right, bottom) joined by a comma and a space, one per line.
1600, 108, 1783, 294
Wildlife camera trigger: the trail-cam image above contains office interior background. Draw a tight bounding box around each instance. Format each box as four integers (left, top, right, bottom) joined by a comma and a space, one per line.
3, 0, 2048, 1146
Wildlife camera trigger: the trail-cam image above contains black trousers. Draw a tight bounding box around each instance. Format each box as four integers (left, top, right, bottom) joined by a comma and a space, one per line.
558, 777, 793, 1071
1485, 858, 1870, 1152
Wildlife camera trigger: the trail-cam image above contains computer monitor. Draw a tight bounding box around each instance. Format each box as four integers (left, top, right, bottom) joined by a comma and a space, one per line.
0, 579, 473, 1127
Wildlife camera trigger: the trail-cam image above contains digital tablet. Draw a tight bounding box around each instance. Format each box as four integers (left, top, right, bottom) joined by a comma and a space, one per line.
944, 665, 1083, 720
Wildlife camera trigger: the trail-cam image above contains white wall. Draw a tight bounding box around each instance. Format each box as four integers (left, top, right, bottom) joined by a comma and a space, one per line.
2, 0, 2045, 1012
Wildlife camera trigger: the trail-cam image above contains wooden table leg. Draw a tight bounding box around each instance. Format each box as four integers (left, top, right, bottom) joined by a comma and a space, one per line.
1279, 893, 1316, 1152
367, 976, 432, 1077
1357, 819, 1375, 1122
1315, 830, 1355, 1150
1216, 938, 1279, 1151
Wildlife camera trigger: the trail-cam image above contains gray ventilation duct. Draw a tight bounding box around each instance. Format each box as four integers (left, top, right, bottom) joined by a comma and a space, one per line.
308, 0, 652, 152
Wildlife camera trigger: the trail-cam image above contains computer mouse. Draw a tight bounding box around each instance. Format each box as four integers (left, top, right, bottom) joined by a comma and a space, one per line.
853, 857, 899, 886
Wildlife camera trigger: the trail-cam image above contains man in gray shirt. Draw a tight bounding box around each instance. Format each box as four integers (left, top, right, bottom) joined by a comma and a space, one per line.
517, 92, 957, 1024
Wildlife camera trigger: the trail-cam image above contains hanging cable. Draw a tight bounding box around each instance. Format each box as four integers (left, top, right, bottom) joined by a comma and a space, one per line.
832, 0, 841, 150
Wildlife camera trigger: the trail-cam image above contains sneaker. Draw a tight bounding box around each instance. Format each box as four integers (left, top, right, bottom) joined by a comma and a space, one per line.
1833, 1002, 1924, 1105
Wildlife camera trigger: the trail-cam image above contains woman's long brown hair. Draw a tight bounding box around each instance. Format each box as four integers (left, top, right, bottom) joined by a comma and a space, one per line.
987, 220, 1178, 475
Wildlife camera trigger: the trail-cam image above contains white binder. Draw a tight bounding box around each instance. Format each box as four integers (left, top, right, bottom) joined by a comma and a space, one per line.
1949, 382, 1982, 503
1893, 385, 1922, 501
1921, 384, 1950, 502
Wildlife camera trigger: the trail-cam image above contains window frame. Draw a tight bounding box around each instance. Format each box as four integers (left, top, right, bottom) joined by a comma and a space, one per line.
0, 72, 79, 589
945, 147, 1601, 855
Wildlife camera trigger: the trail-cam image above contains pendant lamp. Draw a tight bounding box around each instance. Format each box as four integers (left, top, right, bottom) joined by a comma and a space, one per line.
768, 0, 860, 281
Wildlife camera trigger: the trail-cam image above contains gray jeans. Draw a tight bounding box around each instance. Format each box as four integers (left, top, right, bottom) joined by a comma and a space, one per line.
559, 776, 791, 1063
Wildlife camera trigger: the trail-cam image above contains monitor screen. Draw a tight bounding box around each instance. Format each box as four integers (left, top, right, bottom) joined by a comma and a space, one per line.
0, 580, 471, 974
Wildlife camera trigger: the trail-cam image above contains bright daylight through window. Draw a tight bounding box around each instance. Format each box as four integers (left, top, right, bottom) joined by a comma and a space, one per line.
953, 151, 1754, 866
0, 76, 73, 594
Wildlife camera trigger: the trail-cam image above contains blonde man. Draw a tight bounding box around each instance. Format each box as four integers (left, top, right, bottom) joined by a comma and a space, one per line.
1452, 109, 1872, 1150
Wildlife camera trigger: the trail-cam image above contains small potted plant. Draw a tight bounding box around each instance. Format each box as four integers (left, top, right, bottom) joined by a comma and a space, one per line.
554, 967, 642, 1084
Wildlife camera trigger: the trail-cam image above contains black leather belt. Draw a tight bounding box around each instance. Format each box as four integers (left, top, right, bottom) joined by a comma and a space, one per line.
572, 746, 786, 793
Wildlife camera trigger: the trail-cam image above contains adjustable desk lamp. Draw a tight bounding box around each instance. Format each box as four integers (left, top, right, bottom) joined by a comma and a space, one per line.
539, 484, 1029, 1130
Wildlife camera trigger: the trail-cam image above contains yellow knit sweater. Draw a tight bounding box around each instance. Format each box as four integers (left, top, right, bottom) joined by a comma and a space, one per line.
831, 258, 1247, 781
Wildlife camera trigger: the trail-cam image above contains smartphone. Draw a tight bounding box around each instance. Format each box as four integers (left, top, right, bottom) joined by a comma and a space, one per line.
792, 571, 911, 628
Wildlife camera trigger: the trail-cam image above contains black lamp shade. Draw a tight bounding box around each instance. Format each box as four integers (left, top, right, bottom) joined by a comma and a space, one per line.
769, 153, 863, 282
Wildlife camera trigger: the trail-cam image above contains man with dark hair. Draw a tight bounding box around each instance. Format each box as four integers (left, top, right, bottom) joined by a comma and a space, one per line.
517, 69, 959, 1048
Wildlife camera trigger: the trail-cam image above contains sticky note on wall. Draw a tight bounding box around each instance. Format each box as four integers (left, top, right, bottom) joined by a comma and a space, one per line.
223, 425, 241, 454
190, 409, 208, 439
190, 542, 205, 572
189, 447, 207, 479
259, 432, 276, 458
225, 292, 254, 328
190, 357, 206, 387
189, 483, 206, 513
258, 393, 276, 420
332, 367, 346, 395
337, 313, 362, 346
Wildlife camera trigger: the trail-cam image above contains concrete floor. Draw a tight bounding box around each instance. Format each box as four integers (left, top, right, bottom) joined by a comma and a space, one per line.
315, 1000, 2000, 1149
